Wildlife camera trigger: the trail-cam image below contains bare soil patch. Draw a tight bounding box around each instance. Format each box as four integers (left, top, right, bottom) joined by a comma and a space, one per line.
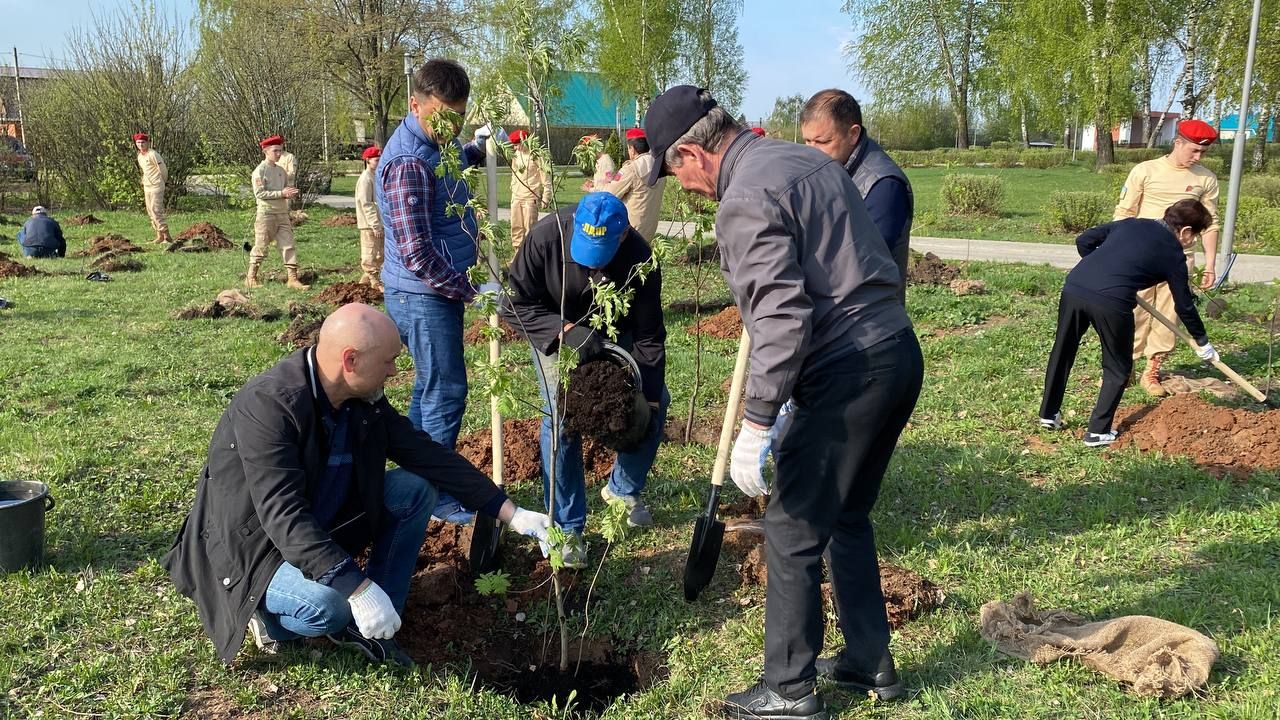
456, 417, 615, 484
74, 234, 143, 257
908, 251, 961, 285
686, 306, 742, 339
65, 213, 104, 226
316, 281, 382, 306
662, 414, 721, 446
321, 213, 359, 227
464, 316, 520, 345
1115, 394, 1280, 478
0, 251, 44, 278
278, 309, 327, 348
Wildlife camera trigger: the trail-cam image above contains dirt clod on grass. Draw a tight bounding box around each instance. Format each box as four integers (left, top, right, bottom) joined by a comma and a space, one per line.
949, 278, 987, 296
397, 521, 661, 714
464, 315, 520, 345
170, 222, 233, 251
686, 305, 743, 339
90, 252, 144, 272
0, 251, 44, 278
290, 210, 308, 226
1115, 394, 1280, 477
175, 290, 284, 321
316, 281, 382, 306
321, 213, 359, 227
908, 251, 961, 285
74, 234, 143, 257
562, 359, 639, 448
278, 312, 326, 348
66, 213, 104, 226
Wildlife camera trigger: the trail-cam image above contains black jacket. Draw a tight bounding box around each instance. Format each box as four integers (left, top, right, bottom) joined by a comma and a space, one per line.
1067, 218, 1208, 344
499, 204, 666, 402
162, 348, 506, 663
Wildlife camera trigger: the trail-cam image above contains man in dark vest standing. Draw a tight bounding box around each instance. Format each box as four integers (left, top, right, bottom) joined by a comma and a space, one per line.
801, 89, 913, 305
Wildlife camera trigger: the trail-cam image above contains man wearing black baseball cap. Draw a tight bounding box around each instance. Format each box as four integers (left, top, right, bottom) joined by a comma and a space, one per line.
645, 86, 922, 718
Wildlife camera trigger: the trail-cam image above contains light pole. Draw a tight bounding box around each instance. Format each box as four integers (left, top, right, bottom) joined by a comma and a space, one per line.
403, 52, 414, 110
1221, 0, 1263, 260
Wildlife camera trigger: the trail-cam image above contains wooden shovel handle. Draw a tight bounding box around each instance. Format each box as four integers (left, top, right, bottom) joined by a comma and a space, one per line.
1135, 296, 1267, 402
484, 138, 504, 488
712, 330, 751, 488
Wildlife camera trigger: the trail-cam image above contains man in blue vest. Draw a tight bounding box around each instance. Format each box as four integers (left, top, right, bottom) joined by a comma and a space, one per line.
801, 89, 913, 305
17, 206, 66, 258
375, 58, 498, 523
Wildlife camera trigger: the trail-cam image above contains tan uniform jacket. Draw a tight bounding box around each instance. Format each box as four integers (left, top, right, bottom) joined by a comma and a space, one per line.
278, 152, 297, 186
252, 161, 290, 214
137, 149, 167, 189
599, 154, 665, 241
1114, 156, 1219, 253
355, 168, 382, 232
511, 150, 552, 205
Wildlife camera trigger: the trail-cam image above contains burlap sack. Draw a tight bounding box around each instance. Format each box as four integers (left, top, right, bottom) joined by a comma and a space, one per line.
979, 593, 1218, 698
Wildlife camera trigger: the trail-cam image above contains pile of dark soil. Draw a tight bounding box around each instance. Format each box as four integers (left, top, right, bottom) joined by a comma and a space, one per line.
90, 251, 144, 272
464, 316, 520, 345
1115, 394, 1280, 478
278, 311, 325, 348
561, 360, 638, 448
170, 222, 233, 252
397, 521, 664, 714
455, 417, 615, 485
321, 213, 359, 227
686, 306, 743, 339
0, 251, 44, 278
907, 251, 961, 285
665, 297, 733, 316
74, 234, 143, 257
175, 290, 284, 321
66, 213, 104, 226
316, 281, 382, 306
721, 495, 767, 525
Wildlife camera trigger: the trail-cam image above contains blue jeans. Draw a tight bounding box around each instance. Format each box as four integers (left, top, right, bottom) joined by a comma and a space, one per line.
385, 289, 471, 522
533, 349, 669, 534
255, 468, 438, 640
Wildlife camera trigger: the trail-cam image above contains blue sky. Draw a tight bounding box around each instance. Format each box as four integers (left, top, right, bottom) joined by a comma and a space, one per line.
0, 0, 863, 120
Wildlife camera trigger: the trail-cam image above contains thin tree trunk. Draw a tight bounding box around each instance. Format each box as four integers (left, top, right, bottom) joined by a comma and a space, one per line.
1181, 7, 1199, 118
1253, 102, 1273, 172
1096, 108, 1116, 168
1148, 64, 1190, 147
1020, 99, 1029, 148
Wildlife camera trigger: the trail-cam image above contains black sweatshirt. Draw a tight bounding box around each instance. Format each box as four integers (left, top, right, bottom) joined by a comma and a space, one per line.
499, 204, 666, 402
1066, 218, 1208, 344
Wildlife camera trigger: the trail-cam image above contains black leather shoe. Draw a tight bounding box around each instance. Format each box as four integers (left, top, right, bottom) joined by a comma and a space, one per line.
327, 626, 415, 668
721, 679, 829, 719
814, 652, 904, 701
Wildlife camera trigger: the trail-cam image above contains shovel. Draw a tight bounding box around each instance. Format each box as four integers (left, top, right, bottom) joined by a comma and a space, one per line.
683, 329, 751, 602
470, 134, 506, 575
1136, 295, 1268, 403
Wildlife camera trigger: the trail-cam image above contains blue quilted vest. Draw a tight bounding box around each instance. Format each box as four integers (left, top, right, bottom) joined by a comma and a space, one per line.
376, 115, 478, 295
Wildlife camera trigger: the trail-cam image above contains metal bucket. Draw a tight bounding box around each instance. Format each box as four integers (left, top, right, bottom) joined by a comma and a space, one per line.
0, 480, 55, 572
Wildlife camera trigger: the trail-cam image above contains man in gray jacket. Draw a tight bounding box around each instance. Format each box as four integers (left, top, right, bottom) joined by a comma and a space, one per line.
644, 86, 923, 718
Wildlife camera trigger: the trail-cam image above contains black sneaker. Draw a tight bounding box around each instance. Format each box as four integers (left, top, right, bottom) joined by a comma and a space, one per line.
326, 626, 415, 668
721, 679, 829, 719
815, 652, 904, 701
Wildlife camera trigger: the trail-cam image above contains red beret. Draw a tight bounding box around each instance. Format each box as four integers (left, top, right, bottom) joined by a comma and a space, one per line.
259, 134, 285, 149
132, 133, 149, 142
361, 146, 381, 160
508, 129, 528, 145
624, 128, 646, 140
750, 127, 766, 137
1177, 119, 1217, 146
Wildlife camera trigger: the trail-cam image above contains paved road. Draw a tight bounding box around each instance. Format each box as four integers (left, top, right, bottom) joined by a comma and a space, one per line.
313, 195, 1280, 284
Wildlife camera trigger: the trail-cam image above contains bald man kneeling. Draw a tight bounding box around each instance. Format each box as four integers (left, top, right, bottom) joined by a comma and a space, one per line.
164, 303, 550, 667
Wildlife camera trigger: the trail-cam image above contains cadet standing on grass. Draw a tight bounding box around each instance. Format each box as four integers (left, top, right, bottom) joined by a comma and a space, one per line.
355, 146, 385, 291
595, 128, 666, 242
645, 86, 920, 719
133, 133, 171, 245
246, 135, 308, 290
508, 129, 551, 251
1114, 119, 1220, 397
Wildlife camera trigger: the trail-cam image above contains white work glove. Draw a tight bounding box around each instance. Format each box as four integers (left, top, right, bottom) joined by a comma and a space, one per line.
473, 124, 492, 146
347, 579, 401, 640
509, 506, 551, 545
1196, 342, 1219, 363
730, 423, 771, 498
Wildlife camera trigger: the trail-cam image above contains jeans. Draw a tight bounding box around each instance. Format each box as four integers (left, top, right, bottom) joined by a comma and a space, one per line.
532, 348, 669, 534
255, 468, 438, 640
385, 289, 470, 522
21, 245, 60, 258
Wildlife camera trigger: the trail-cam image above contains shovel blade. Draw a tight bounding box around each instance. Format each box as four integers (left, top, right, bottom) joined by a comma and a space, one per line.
682, 512, 725, 602
468, 514, 504, 575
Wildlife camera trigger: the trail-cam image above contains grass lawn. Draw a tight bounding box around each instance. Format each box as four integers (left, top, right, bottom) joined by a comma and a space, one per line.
3, 204, 1278, 719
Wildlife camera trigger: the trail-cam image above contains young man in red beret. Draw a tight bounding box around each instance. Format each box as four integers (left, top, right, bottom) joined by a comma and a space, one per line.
593, 128, 666, 241
134, 133, 170, 245
508, 129, 551, 251
355, 146, 385, 290
246, 135, 307, 289
1114, 118, 1220, 396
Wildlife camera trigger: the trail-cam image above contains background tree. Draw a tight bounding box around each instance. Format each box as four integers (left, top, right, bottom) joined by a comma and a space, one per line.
678, 0, 747, 113
764, 93, 804, 142
593, 0, 682, 119
864, 98, 960, 150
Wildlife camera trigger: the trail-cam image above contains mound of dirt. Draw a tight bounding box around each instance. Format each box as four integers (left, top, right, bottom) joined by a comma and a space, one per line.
455, 417, 614, 485
91, 255, 144, 273
721, 495, 768, 525
1115, 394, 1280, 477
0, 251, 44, 278
290, 210, 308, 226
175, 289, 283, 321
562, 359, 639, 448
949, 278, 987, 296
74, 234, 143, 257
665, 297, 734, 316
908, 251, 961, 285
686, 305, 742, 339
66, 213, 104, 226
321, 213, 359, 227
171, 222, 233, 251
464, 316, 520, 345
279, 313, 324, 348
316, 281, 382, 306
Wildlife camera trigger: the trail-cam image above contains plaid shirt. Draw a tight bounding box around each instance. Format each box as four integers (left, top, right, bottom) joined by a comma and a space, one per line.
381, 142, 485, 302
